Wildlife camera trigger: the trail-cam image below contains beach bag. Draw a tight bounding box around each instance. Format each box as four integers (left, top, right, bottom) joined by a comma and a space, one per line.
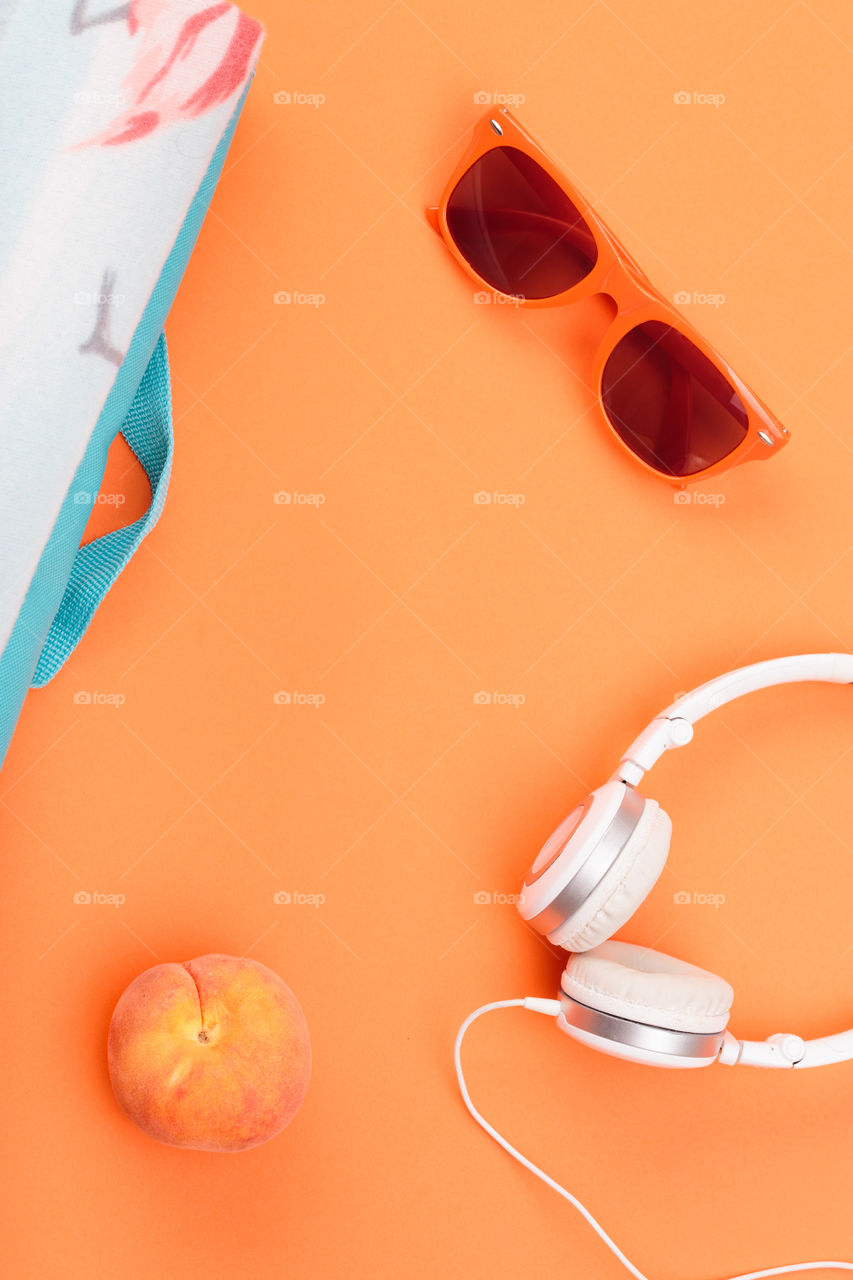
0, 0, 264, 766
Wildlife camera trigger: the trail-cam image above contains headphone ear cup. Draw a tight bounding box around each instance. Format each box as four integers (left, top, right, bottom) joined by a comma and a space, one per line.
550, 801, 671, 952
557, 941, 733, 1068
519, 781, 670, 951
562, 941, 733, 1034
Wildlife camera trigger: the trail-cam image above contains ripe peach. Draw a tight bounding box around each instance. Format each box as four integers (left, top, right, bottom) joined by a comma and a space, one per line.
108, 953, 311, 1152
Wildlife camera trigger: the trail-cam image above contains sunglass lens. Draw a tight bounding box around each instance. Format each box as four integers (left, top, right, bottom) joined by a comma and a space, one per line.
600, 321, 749, 477
446, 146, 598, 299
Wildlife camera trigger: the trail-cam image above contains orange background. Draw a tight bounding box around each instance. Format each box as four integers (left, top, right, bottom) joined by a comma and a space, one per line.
4, 1, 853, 1276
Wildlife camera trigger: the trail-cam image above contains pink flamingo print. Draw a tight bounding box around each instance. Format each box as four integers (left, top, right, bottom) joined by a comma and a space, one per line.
72, 1, 263, 146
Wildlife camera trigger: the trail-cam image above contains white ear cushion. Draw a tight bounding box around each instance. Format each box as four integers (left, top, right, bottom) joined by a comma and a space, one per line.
548, 801, 671, 953
563, 940, 734, 1034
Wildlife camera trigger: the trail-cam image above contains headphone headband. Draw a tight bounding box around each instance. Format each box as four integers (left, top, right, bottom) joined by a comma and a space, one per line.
613, 652, 853, 786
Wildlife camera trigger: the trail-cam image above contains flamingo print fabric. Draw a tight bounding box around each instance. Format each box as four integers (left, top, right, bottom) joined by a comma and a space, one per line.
73, 2, 264, 147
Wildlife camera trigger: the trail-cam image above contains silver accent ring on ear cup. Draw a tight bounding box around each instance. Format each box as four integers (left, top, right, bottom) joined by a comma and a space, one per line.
559, 994, 725, 1061
527, 786, 645, 936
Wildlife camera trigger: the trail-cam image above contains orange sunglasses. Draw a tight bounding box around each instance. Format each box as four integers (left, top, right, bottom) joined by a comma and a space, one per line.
427, 109, 789, 486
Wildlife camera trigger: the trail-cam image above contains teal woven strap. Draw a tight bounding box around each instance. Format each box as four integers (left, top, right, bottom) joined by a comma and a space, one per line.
31, 332, 172, 686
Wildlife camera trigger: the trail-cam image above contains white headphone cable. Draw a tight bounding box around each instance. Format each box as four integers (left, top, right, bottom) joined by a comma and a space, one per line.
454, 1000, 853, 1280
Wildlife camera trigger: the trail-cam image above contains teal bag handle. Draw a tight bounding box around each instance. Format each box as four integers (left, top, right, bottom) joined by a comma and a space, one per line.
31, 332, 172, 687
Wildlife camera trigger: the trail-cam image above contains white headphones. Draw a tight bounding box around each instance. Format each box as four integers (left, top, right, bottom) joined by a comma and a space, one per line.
517, 652, 853, 1070
456, 655, 853, 1280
